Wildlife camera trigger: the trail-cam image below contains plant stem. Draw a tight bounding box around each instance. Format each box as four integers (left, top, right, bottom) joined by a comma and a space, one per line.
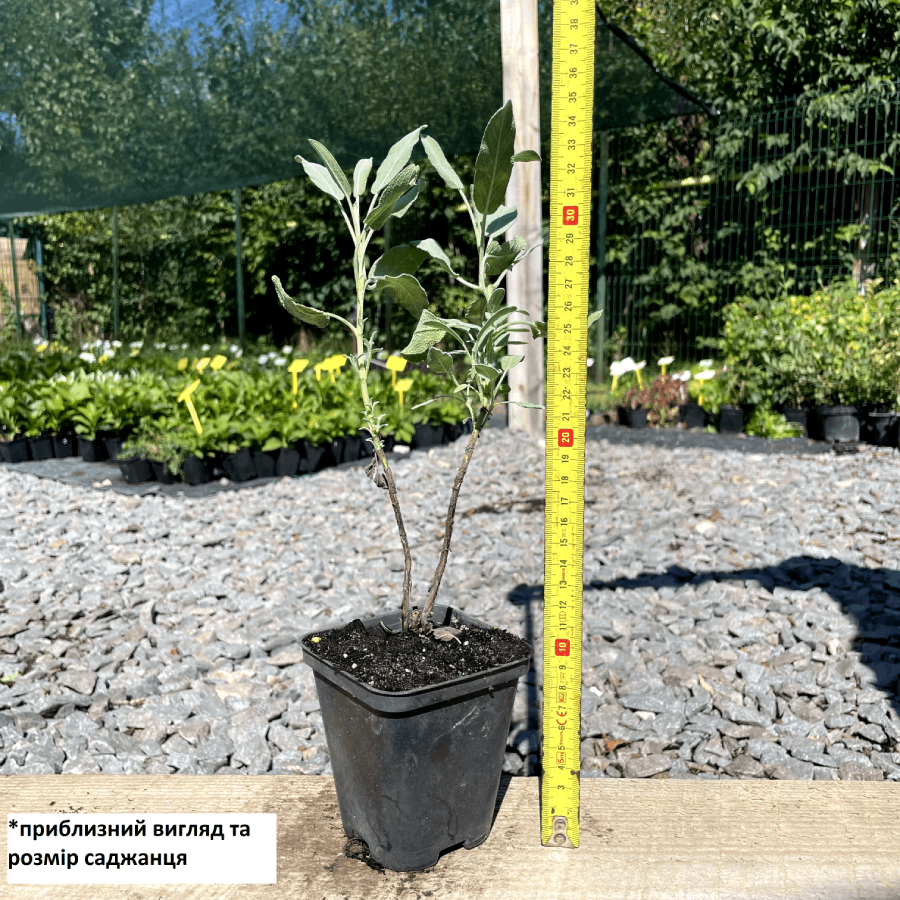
419, 405, 490, 629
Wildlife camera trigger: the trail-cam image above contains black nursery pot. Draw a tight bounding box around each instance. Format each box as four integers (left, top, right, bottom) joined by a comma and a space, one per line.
117, 456, 155, 484
616, 406, 630, 426
52, 432, 77, 458
301, 605, 531, 873
28, 433, 55, 460
680, 403, 706, 430
299, 441, 330, 473
182, 455, 211, 485
102, 434, 126, 461
252, 450, 277, 478
864, 411, 899, 447
3, 437, 30, 464
412, 422, 445, 450
78, 436, 108, 462
719, 405, 744, 434
223, 447, 257, 482
275, 447, 300, 478
150, 460, 177, 484
814, 406, 859, 442
782, 408, 808, 438
627, 407, 648, 429
340, 435, 363, 463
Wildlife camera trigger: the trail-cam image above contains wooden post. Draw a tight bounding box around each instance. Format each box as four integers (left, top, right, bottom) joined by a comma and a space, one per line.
501, 0, 543, 436
6, 219, 23, 340
112, 206, 120, 341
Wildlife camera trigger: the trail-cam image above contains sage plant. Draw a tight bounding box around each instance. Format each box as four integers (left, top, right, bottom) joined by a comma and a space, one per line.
273, 102, 549, 635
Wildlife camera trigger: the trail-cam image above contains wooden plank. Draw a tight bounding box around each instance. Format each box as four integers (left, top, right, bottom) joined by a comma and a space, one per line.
3, 776, 899, 899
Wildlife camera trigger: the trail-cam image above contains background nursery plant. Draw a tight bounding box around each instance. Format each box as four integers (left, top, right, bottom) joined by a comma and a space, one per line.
274, 102, 591, 639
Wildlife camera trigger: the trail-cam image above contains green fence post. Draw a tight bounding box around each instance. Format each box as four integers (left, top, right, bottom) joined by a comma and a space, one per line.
6, 219, 23, 341
594, 131, 609, 382
235, 187, 245, 351
112, 206, 120, 341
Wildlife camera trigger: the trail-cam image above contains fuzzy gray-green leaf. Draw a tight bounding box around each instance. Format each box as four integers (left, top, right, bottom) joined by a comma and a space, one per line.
391, 177, 424, 220
427, 346, 453, 374
376, 273, 428, 321
295, 156, 345, 203
485, 204, 517, 237
401, 309, 449, 358
587, 310, 603, 327
421, 134, 465, 191
473, 101, 516, 215
353, 158, 374, 197
372, 126, 424, 193
512, 149, 541, 163
485, 235, 527, 276
410, 238, 459, 277
365, 164, 420, 231
370, 245, 428, 279
500, 354, 524, 372
272, 276, 328, 328
308, 139, 353, 200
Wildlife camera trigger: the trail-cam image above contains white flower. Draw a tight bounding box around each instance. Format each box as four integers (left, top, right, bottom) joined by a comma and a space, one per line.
698, 359, 713, 368
234, 349, 243, 358
130, 341, 143, 348
272, 356, 287, 367
201, 344, 210, 351
32, 336, 43, 345
657, 356, 675, 366
282, 345, 293, 355
229, 344, 240, 354
79, 352, 96, 363
694, 369, 716, 381
181, 343, 189, 349
620, 356, 636, 372
633, 360, 646, 371
673, 370, 691, 381
258, 354, 269, 365
586, 357, 594, 368
111, 340, 122, 348
610, 360, 627, 377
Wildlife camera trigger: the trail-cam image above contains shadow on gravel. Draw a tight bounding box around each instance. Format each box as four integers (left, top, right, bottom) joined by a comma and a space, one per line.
508, 555, 900, 760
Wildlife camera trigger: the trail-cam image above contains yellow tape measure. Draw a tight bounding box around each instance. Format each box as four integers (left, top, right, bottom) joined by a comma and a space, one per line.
541, 0, 595, 850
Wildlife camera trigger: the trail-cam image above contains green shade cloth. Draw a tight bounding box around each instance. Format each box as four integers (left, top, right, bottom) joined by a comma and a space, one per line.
0, 0, 714, 218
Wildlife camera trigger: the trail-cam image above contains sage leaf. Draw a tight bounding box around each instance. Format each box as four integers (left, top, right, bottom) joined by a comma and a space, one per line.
376, 273, 428, 321
512, 149, 541, 163
421, 135, 465, 191
365, 164, 420, 231
512, 401, 544, 409
485, 204, 517, 237
353, 158, 373, 197
466, 294, 487, 321
308, 139, 353, 200
432, 626, 462, 643
409, 238, 459, 277
401, 309, 449, 358
427, 346, 453, 374
370, 245, 428, 278
473, 101, 516, 215
272, 276, 328, 328
486, 287, 506, 317
587, 310, 603, 327
485, 235, 527, 276
372, 126, 424, 193
529, 320, 548, 338
500, 354, 524, 372
295, 155, 345, 203
391, 177, 424, 220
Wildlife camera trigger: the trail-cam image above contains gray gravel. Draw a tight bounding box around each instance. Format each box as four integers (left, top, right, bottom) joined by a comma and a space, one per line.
0, 429, 899, 781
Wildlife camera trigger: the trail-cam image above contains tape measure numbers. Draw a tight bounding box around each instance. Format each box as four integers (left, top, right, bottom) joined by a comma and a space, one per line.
541, 0, 596, 850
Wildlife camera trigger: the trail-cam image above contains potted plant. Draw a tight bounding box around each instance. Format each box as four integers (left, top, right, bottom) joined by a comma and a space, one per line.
271, 104, 584, 872
642, 372, 682, 428
0, 381, 31, 463
69, 379, 110, 461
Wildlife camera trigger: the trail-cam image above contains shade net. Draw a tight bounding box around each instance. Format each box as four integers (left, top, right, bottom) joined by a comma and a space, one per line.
0, 0, 713, 218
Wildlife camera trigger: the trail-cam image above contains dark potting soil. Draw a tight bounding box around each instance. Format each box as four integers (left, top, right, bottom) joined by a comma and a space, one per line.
303, 615, 531, 692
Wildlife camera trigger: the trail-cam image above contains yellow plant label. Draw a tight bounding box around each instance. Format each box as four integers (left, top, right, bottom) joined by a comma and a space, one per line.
394, 376, 414, 407
210, 355, 227, 371
177, 357, 188, 370
196, 357, 211, 372
386, 355, 408, 387
177, 379, 203, 434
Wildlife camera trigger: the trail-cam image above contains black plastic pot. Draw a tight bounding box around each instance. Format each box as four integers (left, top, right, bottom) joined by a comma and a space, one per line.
0, 442, 8, 463
627, 407, 648, 429
2, 437, 30, 463
813, 406, 859, 442
28, 433, 55, 460
302, 605, 531, 873
78, 436, 108, 462
863, 411, 899, 447
680, 403, 706, 430
446, 419, 474, 442
616, 406, 629, 427
412, 422, 445, 450
150, 460, 177, 484
329, 436, 348, 465
341, 435, 363, 462
300, 441, 330, 473
117, 456, 155, 484
223, 447, 257, 482
719, 405, 744, 434
52, 432, 77, 458
103, 435, 125, 461
252, 450, 277, 478
782, 408, 808, 438
275, 447, 300, 477
182, 455, 211, 485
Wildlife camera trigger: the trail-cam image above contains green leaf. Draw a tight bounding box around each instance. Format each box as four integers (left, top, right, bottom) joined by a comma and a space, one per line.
485, 236, 527, 276
372, 126, 424, 193
500, 354, 524, 372
421, 134, 465, 191
365, 164, 420, 231
485, 204, 517, 237
426, 346, 453, 374
473, 101, 516, 215
308, 139, 353, 200
512, 401, 544, 409
472, 363, 498, 380
466, 294, 487, 321
370, 245, 428, 278
295, 155, 345, 203
391, 177, 424, 219
587, 310, 603, 327
401, 309, 450, 358
409, 238, 459, 277
272, 276, 328, 328
513, 150, 541, 163
353, 158, 373, 197
529, 320, 548, 339
377, 273, 428, 321
486, 287, 506, 317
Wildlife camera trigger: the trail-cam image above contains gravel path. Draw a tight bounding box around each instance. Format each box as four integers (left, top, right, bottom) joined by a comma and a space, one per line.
0, 429, 898, 780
